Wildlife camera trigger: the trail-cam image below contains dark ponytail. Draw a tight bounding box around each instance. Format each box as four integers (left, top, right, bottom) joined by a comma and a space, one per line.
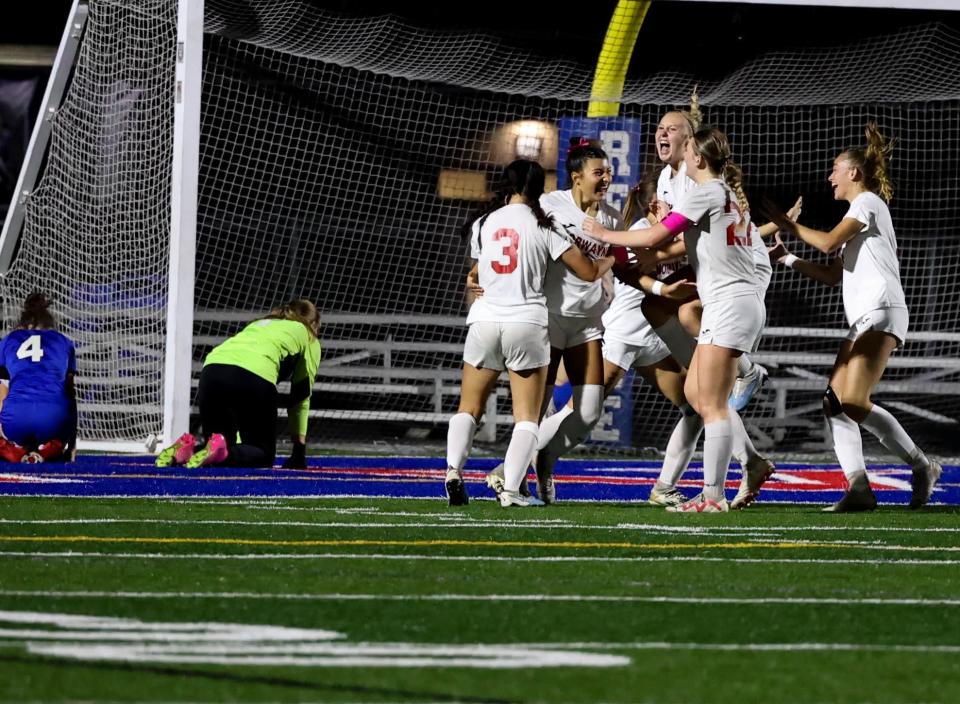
18, 292, 56, 329
460, 159, 556, 249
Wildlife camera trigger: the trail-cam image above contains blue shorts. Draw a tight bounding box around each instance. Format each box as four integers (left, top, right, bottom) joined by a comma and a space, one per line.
0, 400, 71, 447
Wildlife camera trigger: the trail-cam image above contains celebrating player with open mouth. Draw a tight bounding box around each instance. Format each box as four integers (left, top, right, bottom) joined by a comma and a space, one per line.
589, 127, 763, 512
445, 159, 615, 507
768, 122, 941, 511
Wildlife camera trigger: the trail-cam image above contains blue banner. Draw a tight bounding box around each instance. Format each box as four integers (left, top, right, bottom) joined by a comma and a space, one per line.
589, 369, 635, 447
557, 116, 644, 214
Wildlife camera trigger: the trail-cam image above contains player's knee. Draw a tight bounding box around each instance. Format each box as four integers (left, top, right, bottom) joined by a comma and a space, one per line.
841, 400, 869, 424
677, 302, 701, 336
822, 386, 842, 418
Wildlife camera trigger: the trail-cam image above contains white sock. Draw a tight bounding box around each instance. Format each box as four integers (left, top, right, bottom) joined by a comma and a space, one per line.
729, 409, 759, 467
540, 385, 605, 475
445, 412, 477, 474
658, 404, 703, 489
737, 355, 753, 377
702, 419, 733, 501
504, 421, 538, 492
536, 405, 574, 451
860, 404, 930, 469
653, 318, 696, 368
828, 413, 868, 484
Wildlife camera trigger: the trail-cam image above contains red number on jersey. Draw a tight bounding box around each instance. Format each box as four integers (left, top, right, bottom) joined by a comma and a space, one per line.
492, 228, 519, 274
725, 200, 750, 247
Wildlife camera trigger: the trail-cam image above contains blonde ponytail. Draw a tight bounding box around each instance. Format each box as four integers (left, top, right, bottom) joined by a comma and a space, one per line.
263, 298, 321, 338
840, 121, 896, 203
864, 121, 895, 203
684, 84, 703, 132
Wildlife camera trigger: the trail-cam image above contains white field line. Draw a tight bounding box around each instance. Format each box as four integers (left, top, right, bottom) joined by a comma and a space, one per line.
3, 590, 960, 607
3, 518, 960, 535
0, 518, 577, 528
525, 641, 960, 654
1, 551, 960, 566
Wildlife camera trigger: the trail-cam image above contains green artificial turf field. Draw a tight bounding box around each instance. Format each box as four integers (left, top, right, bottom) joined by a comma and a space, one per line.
0, 496, 958, 703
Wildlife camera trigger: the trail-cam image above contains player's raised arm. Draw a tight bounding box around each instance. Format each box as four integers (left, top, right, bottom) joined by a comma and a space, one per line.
768, 231, 842, 287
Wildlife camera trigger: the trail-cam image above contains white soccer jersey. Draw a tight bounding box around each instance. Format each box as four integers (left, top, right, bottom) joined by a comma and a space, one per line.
750, 221, 773, 293
840, 191, 908, 325
675, 179, 758, 305
467, 204, 572, 326
602, 217, 654, 340
656, 162, 696, 278
541, 189, 623, 318
657, 161, 697, 210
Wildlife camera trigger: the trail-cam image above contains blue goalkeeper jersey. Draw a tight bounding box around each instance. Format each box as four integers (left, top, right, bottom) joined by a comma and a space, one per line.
0, 329, 77, 447
0, 329, 76, 403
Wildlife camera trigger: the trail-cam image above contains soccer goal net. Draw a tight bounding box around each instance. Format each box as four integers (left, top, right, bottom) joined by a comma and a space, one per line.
4, 0, 959, 455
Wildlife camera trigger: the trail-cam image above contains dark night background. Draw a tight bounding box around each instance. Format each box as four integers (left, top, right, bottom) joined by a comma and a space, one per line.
4, 1, 960, 215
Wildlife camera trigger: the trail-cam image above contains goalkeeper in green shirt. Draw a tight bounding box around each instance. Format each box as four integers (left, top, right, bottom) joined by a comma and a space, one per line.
156, 299, 321, 469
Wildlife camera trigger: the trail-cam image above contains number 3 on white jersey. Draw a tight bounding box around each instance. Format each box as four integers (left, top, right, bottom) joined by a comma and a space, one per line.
16, 334, 44, 363
492, 228, 519, 274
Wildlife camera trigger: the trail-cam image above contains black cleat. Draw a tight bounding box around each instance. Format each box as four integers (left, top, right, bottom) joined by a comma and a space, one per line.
822, 487, 877, 513
445, 477, 469, 506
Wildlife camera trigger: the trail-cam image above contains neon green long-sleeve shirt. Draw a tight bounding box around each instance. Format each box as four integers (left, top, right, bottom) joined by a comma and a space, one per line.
203, 319, 321, 437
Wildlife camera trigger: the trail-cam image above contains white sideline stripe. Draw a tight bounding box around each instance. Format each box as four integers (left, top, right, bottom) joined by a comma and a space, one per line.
0, 518, 578, 529
1, 551, 959, 566
526, 641, 960, 654
4, 518, 960, 535
4, 590, 959, 606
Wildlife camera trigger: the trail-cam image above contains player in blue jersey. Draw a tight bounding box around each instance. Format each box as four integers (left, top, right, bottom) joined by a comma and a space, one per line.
0, 293, 77, 463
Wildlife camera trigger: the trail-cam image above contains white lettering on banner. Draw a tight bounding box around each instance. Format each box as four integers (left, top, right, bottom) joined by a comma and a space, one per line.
600, 130, 631, 178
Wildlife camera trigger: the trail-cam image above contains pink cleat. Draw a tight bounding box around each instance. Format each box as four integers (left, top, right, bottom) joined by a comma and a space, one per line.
155, 433, 196, 468
185, 433, 229, 468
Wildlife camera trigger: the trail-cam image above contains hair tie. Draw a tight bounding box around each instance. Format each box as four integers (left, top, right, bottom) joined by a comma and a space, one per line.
566, 136, 592, 155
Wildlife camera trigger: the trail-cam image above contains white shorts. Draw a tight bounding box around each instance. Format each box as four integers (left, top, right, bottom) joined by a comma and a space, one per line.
548, 313, 603, 350
698, 293, 765, 354
757, 268, 772, 297
603, 334, 671, 370
463, 321, 550, 372
846, 307, 909, 348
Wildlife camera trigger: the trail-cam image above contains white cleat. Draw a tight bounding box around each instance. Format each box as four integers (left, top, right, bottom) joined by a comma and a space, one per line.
666, 493, 729, 513
485, 466, 505, 499
730, 456, 775, 510
728, 363, 768, 412
486, 462, 532, 498
909, 460, 942, 509
499, 489, 545, 508
647, 487, 688, 507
